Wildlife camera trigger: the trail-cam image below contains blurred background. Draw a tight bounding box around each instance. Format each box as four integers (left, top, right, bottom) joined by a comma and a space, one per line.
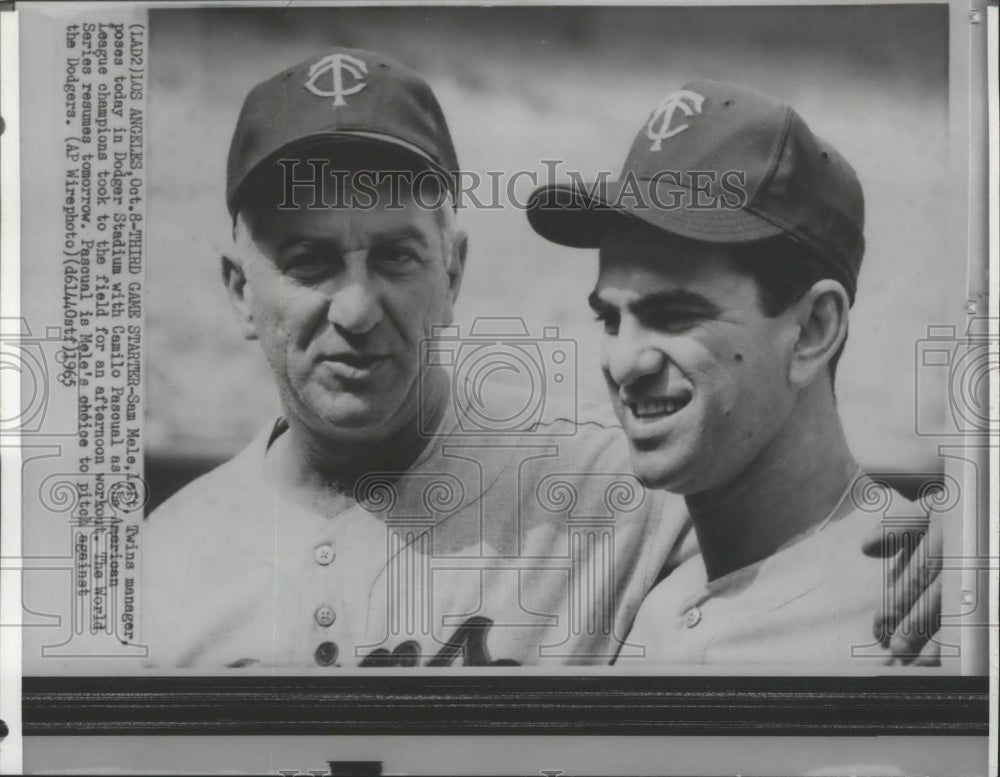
146, 5, 953, 509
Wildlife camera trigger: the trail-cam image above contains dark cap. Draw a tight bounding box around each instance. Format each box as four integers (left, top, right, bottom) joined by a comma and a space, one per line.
527, 80, 865, 302
226, 48, 459, 219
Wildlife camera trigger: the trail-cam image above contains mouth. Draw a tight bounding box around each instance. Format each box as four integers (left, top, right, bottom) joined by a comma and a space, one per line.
318, 353, 388, 379
323, 353, 385, 368
623, 393, 692, 423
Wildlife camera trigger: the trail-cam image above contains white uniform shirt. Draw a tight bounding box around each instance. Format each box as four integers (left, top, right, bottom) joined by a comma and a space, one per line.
621, 505, 904, 666
141, 395, 695, 668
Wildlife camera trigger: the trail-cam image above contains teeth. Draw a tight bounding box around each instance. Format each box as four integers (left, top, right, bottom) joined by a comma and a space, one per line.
629, 398, 686, 419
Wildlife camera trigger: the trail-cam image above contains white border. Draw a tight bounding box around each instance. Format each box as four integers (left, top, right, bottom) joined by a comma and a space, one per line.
6, 0, 975, 683
9, 0, 969, 8
987, 4, 998, 772
0, 8, 24, 776
0, 5, 993, 773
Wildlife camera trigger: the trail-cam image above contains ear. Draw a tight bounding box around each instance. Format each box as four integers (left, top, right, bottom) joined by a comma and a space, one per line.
446, 229, 468, 306
221, 253, 258, 341
788, 279, 849, 388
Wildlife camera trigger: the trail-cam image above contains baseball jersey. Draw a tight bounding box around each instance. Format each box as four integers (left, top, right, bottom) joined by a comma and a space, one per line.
141, 392, 695, 668
619, 495, 910, 666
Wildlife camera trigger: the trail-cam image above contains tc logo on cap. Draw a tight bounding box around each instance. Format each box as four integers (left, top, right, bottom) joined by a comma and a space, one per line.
646, 90, 705, 151
304, 52, 368, 107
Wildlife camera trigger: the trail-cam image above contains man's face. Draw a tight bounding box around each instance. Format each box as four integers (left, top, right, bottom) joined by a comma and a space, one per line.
591, 220, 798, 495
230, 181, 463, 447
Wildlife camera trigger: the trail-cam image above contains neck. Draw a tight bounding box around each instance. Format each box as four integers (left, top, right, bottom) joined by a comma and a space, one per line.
686, 384, 859, 581
268, 369, 451, 506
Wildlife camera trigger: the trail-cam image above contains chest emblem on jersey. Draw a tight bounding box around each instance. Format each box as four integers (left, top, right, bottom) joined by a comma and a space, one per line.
646, 90, 705, 151
304, 53, 368, 107
360, 616, 520, 667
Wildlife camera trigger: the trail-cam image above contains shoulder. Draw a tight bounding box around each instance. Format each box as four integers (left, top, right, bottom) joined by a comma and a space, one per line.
824, 480, 929, 554
143, 421, 276, 540
140, 423, 279, 659
765, 485, 926, 610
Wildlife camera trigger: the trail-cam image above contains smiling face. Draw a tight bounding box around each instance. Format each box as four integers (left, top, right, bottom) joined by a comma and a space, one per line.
227, 173, 465, 449
592, 219, 800, 495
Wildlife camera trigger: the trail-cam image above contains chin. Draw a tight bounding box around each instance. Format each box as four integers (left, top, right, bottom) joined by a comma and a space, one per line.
628, 449, 703, 495
294, 395, 391, 438
320, 404, 399, 435
629, 455, 681, 492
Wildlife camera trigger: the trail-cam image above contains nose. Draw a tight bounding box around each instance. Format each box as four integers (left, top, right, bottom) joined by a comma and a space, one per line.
604, 324, 666, 391
325, 266, 382, 336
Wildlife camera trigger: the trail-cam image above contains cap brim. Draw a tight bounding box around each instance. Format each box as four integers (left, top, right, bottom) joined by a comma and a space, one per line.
527, 179, 786, 249
230, 132, 454, 219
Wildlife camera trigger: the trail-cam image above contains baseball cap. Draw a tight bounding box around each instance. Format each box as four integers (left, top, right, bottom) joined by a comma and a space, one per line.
226, 47, 459, 219
527, 80, 865, 302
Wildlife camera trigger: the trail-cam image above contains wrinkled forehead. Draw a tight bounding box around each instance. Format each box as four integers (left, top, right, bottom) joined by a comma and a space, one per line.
237, 195, 446, 262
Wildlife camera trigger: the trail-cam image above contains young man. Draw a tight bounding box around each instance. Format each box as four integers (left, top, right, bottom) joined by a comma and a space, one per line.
527, 80, 938, 664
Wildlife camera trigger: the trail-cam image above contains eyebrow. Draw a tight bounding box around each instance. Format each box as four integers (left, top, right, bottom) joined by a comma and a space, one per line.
588, 289, 721, 316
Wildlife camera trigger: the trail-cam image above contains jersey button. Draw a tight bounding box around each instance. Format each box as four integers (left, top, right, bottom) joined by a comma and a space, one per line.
314, 641, 338, 666
314, 605, 336, 628
684, 606, 702, 628
314, 544, 335, 566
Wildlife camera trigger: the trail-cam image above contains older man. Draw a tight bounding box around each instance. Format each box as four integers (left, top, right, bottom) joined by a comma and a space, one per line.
528, 81, 941, 664
142, 49, 694, 669
143, 54, 934, 668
